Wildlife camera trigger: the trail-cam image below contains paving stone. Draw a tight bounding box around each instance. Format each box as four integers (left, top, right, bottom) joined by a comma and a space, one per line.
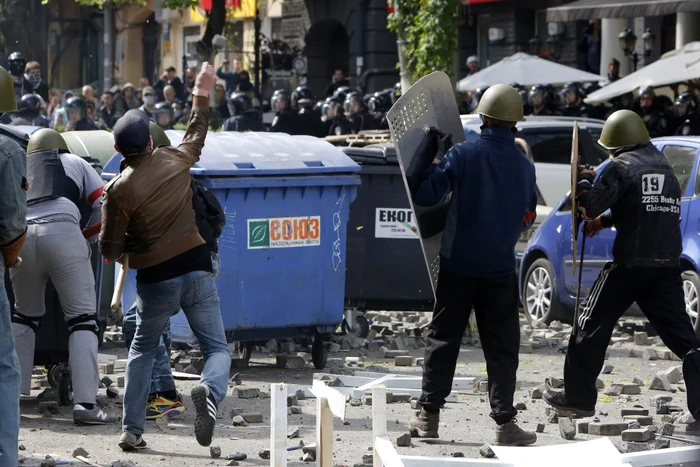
604, 384, 624, 396
559, 417, 576, 440
383, 350, 409, 359
100, 363, 114, 375
625, 442, 652, 453
548, 412, 559, 424
621, 383, 641, 395
624, 415, 654, 426
38, 401, 59, 415
72, 448, 89, 458
210, 446, 222, 459
650, 374, 672, 392
415, 358, 424, 367
627, 421, 641, 430
633, 377, 644, 386
290, 406, 303, 414
479, 445, 495, 458
546, 377, 564, 388
530, 387, 543, 400
588, 422, 629, 436
514, 402, 527, 411
287, 394, 298, 407
234, 387, 260, 399
602, 365, 614, 374
451, 452, 464, 458
410, 400, 423, 410
227, 461, 239, 466
654, 439, 671, 449
621, 408, 649, 417
536, 423, 545, 433
117, 376, 125, 388
396, 432, 412, 447
276, 355, 306, 369
596, 378, 605, 390
106, 387, 120, 398
478, 380, 489, 392
328, 343, 341, 353
644, 348, 658, 361
362, 454, 373, 464
677, 412, 696, 424
288, 426, 300, 439
259, 449, 271, 460
660, 423, 675, 436
660, 366, 682, 384
232, 416, 248, 427
241, 413, 264, 423
622, 428, 653, 442
650, 395, 673, 407
575, 418, 599, 434
362, 395, 372, 406
394, 356, 414, 367
634, 332, 649, 346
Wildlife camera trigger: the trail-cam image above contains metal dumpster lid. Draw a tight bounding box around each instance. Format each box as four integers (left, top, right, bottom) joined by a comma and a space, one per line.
164, 130, 360, 176
61, 130, 117, 171
341, 143, 397, 165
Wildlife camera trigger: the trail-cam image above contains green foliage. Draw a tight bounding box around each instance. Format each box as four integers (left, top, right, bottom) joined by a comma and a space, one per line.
387, 0, 462, 83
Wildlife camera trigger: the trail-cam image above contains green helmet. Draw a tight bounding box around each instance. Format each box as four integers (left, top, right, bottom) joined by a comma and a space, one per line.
598, 109, 650, 150
27, 128, 69, 155
149, 121, 171, 148
475, 83, 524, 122
0, 66, 16, 113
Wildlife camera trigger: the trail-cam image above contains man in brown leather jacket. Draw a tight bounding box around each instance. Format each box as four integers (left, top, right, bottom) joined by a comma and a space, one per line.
100, 62, 230, 451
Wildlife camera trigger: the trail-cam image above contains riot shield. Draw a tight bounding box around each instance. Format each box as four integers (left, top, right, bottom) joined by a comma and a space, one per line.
386, 71, 466, 296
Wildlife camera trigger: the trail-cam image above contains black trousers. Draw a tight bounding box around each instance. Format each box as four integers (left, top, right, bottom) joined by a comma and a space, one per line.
418, 268, 520, 425
565, 263, 700, 419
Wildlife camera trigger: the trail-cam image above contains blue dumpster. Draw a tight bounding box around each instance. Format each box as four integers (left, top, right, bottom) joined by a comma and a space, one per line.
102, 131, 361, 369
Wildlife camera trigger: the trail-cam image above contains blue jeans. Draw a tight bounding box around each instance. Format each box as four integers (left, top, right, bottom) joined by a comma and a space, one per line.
0, 265, 20, 467
122, 258, 228, 435
122, 253, 221, 396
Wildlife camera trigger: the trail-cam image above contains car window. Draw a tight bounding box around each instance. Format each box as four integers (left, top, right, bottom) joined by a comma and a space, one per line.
581, 127, 609, 166
518, 129, 607, 166
660, 145, 698, 195
519, 131, 574, 164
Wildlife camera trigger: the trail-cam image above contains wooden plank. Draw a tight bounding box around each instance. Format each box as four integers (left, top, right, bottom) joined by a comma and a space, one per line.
374, 436, 406, 467
401, 457, 515, 467
352, 387, 459, 402
316, 397, 333, 467
310, 380, 346, 420
620, 445, 700, 466
270, 383, 287, 467
372, 385, 388, 467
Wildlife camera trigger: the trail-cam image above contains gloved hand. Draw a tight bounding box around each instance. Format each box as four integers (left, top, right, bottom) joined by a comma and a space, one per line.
193, 61, 216, 97
424, 127, 453, 162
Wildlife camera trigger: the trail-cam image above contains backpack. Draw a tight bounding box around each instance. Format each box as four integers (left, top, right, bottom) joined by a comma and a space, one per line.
191, 178, 225, 251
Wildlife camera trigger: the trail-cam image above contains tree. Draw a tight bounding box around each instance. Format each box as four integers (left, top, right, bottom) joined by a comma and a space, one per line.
387, 0, 462, 89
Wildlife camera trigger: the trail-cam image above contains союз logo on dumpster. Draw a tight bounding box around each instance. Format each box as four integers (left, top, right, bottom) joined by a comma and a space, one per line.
247, 216, 321, 249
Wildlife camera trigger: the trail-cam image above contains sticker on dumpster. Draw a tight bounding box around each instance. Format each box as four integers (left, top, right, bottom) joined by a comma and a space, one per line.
247, 216, 321, 249
375, 208, 419, 239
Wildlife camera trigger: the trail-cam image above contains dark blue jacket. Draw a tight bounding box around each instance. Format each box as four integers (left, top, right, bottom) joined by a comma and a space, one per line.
415, 126, 537, 277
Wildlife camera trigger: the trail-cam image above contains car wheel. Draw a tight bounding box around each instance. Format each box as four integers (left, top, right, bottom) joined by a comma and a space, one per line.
522, 258, 561, 325
682, 270, 700, 337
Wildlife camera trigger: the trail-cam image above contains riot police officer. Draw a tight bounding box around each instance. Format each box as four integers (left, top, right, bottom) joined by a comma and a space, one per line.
153, 102, 174, 130
65, 96, 99, 131
468, 87, 489, 114
409, 84, 538, 447
543, 110, 700, 436
11, 128, 118, 426
635, 86, 670, 138
560, 82, 590, 118
368, 90, 392, 130
223, 92, 263, 132
0, 64, 25, 467
292, 86, 325, 137
581, 82, 605, 120
673, 92, 700, 136
344, 92, 380, 134
322, 96, 351, 136
333, 86, 352, 104
510, 83, 531, 116
7, 52, 32, 105
5, 94, 49, 127
270, 89, 300, 134
391, 82, 402, 105
528, 85, 553, 116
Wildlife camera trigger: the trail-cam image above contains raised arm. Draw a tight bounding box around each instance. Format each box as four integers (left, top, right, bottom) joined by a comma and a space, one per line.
176, 62, 216, 167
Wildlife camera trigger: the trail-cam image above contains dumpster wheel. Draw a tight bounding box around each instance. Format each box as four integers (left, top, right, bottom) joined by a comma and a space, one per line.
233, 341, 253, 363
342, 315, 370, 338
311, 335, 329, 370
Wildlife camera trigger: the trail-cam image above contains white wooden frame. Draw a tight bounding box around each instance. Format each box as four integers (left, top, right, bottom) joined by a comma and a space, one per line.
370, 386, 700, 467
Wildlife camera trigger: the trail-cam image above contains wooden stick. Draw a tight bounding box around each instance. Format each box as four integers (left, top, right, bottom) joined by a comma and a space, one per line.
111, 256, 129, 312
372, 385, 388, 467
316, 396, 333, 467
271, 383, 287, 467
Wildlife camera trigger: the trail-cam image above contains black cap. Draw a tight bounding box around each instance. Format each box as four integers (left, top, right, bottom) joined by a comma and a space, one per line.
113, 109, 151, 156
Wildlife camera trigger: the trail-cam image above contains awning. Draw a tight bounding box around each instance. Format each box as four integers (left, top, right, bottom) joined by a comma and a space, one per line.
546, 0, 700, 22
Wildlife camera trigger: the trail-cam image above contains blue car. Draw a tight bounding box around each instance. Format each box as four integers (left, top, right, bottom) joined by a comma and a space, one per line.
519, 136, 700, 337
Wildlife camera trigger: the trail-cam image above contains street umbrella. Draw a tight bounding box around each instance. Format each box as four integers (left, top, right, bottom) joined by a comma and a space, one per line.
456, 52, 603, 92
585, 42, 700, 104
